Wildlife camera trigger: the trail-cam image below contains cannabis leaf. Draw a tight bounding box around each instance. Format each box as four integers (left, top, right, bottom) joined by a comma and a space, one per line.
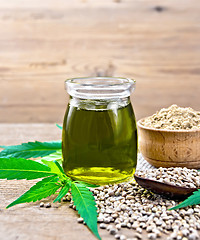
0, 141, 61, 159
53, 182, 71, 203
74, 181, 99, 188
71, 182, 101, 240
170, 189, 200, 210
40, 150, 62, 165
41, 160, 66, 180
1, 137, 102, 239
6, 175, 61, 209
0, 157, 56, 180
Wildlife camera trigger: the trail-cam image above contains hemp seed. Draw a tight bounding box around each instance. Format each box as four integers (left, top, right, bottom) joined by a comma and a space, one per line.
39, 202, 44, 207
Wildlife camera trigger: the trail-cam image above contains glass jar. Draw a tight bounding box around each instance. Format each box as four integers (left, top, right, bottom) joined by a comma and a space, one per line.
62, 77, 137, 185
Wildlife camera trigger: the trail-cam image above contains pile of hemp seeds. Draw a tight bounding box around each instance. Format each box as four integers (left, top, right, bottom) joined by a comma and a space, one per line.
65, 173, 200, 240
136, 167, 200, 189
59, 158, 200, 240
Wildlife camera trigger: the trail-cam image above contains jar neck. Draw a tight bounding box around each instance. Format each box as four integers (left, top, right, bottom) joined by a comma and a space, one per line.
65, 77, 135, 100
69, 96, 130, 111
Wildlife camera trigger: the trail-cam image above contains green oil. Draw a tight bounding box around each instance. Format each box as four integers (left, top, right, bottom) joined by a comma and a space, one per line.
62, 100, 137, 185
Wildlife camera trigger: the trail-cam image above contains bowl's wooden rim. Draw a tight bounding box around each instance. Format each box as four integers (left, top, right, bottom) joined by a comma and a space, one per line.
137, 118, 200, 133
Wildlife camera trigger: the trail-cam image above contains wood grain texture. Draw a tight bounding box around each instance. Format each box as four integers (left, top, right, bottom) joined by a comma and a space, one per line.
0, 0, 200, 122
138, 121, 200, 168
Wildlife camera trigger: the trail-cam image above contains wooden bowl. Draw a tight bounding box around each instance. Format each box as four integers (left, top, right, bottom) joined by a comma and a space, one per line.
137, 119, 200, 169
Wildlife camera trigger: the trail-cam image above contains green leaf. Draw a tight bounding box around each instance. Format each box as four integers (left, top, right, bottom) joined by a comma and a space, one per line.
0, 141, 61, 159
0, 158, 56, 180
54, 160, 65, 175
41, 160, 66, 180
71, 182, 101, 240
53, 182, 71, 203
6, 175, 61, 208
40, 150, 62, 165
170, 189, 200, 210
74, 181, 100, 188
56, 124, 62, 130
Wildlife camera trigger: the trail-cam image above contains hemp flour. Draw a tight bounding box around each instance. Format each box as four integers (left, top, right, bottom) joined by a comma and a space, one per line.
141, 104, 200, 130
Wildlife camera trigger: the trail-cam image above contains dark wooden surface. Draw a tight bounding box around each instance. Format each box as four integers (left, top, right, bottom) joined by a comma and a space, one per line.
0, 0, 200, 122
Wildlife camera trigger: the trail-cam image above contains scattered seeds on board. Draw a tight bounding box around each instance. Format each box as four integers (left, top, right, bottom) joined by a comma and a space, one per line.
148, 233, 157, 240
109, 228, 118, 235
45, 202, 51, 208
115, 234, 120, 239
40, 165, 200, 240
120, 235, 127, 240
77, 217, 84, 223
39, 202, 44, 207
67, 180, 200, 240
100, 223, 107, 229
133, 233, 142, 239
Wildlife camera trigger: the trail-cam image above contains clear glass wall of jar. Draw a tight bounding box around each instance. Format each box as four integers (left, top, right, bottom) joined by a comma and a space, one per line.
62, 77, 137, 185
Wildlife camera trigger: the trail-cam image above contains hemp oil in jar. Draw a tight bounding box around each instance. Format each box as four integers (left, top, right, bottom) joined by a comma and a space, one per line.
62, 77, 137, 185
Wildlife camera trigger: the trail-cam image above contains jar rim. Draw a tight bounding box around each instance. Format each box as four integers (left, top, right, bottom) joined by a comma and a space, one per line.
65, 77, 135, 86
65, 77, 136, 99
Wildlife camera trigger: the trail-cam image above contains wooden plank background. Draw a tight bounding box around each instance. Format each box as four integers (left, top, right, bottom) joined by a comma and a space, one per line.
0, 0, 200, 123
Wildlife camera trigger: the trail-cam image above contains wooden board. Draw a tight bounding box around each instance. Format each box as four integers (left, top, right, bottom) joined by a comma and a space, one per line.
0, 0, 200, 122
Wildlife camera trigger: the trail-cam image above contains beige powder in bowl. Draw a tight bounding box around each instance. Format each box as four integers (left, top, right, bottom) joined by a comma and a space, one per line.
141, 104, 200, 130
